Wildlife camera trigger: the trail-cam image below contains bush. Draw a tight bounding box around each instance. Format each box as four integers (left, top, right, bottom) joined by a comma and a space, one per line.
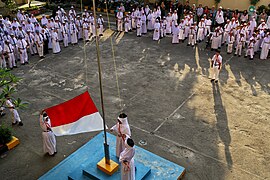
0, 124, 12, 145
257, 5, 268, 14
250, 0, 260, 6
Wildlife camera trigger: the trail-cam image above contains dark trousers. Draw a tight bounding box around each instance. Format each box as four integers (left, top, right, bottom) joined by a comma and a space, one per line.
44, 40, 49, 54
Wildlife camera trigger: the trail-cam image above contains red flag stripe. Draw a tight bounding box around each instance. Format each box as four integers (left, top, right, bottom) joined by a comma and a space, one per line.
45, 91, 98, 127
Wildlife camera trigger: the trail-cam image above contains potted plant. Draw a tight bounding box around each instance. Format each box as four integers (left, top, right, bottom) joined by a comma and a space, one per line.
0, 124, 12, 145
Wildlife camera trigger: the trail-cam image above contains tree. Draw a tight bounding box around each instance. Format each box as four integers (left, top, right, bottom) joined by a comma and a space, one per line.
0, 69, 28, 110
250, 0, 260, 6
214, 0, 221, 8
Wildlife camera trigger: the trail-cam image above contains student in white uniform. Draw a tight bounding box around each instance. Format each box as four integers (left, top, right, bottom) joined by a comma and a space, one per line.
211, 50, 222, 83
110, 113, 131, 158
34, 30, 44, 58
172, 24, 179, 44
3, 40, 17, 69
153, 19, 160, 41
61, 21, 69, 47
5, 94, 23, 126
51, 28, 61, 54
97, 14, 104, 36
39, 112, 57, 156
16, 36, 28, 64
245, 39, 255, 60
227, 32, 235, 54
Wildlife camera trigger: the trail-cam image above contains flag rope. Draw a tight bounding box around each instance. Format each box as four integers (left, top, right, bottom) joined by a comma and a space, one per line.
104, 1, 123, 111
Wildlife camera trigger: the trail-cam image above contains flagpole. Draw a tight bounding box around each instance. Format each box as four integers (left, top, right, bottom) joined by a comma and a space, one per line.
92, 0, 110, 165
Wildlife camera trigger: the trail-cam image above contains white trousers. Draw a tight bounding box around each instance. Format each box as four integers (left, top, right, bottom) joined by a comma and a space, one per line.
197, 28, 204, 41
227, 43, 233, 53
20, 49, 28, 63
188, 34, 195, 46
137, 27, 142, 36
235, 43, 243, 56
63, 34, 69, 47
212, 67, 220, 80
10, 109, 21, 123
83, 29, 89, 41
37, 44, 44, 57
99, 25, 103, 35
29, 44, 37, 55
117, 20, 123, 32
0, 56, 6, 68
8, 53, 16, 68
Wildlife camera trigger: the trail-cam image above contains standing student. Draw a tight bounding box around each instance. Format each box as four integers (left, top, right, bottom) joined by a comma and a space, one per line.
211, 50, 222, 83
110, 113, 131, 158
5, 94, 23, 126
51, 28, 61, 54
39, 112, 57, 156
16, 36, 28, 65
34, 30, 44, 59
119, 138, 135, 180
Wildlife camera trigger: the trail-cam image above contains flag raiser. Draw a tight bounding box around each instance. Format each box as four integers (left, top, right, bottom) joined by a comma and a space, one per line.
45, 91, 104, 136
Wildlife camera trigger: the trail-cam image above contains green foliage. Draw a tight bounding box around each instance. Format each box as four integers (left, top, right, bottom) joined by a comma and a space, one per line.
250, 0, 260, 6
215, 0, 221, 5
12, 98, 29, 109
0, 69, 27, 110
257, 5, 268, 14
2, 85, 16, 97
4, 0, 17, 11
0, 124, 12, 144
22, 5, 39, 11
0, 69, 20, 87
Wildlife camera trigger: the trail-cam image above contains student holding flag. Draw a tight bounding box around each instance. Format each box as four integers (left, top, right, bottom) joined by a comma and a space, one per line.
39, 111, 57, 156
110, 113, 131, 158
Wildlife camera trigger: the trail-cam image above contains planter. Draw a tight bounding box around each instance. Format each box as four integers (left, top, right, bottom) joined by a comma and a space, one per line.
97, 8, 101, 12
91, 7, 93, 11
103, 9, 107, 13
6, 136, 19, 150
84, 6, 88, 10
0, 136, 19, 155
110, 10, 114, 14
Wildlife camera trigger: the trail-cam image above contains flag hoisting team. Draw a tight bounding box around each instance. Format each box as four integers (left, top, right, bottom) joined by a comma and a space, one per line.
110, 113, 135, 180
0, 6, 105, 70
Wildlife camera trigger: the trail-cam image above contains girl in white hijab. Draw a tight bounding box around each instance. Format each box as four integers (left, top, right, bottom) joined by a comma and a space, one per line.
110, 113, 131, 158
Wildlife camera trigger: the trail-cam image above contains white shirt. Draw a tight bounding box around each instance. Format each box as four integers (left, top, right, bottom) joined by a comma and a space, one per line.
215, 10, 224, 24
212, 54, 222, 68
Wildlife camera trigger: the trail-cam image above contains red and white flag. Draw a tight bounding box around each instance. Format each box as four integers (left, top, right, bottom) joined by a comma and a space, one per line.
45, 91, 104, 136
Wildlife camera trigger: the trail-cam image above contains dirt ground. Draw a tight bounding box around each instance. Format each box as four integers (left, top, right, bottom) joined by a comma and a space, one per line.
0, 28, 269, 180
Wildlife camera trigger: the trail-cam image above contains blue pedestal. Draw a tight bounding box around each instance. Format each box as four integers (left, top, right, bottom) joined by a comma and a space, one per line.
39, 132, 185, 180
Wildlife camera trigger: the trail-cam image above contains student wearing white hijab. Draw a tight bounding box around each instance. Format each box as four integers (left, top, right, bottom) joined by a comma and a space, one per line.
110, 113, 131, 158
39, 112, 57, 156
119, 138, 135, 180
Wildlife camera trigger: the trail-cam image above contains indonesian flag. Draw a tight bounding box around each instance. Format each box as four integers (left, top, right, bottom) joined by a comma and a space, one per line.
45, 91, 104, 136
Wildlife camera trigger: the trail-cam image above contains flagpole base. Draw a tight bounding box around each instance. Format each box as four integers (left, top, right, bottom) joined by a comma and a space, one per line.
97, 157, 119, 176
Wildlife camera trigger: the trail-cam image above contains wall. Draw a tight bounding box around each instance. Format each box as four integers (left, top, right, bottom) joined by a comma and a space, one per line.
182, 0, 269, 11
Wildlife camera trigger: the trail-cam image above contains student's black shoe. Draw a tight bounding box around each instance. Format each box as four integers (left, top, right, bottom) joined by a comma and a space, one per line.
18, 122, 23, 126
12, 122, 18, 125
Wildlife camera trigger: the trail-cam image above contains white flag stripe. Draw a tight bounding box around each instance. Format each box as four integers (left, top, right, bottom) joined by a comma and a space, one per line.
52, 112, 104, 136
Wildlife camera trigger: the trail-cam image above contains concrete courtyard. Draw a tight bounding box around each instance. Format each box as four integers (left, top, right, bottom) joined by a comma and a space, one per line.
0, 28, 269, 180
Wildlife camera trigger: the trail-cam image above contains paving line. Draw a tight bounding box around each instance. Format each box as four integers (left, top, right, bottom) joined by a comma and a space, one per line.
153, 91, 196, 133
223, 55, 234, 65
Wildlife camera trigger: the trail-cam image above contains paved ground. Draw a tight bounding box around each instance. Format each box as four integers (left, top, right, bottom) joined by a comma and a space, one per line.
0, 27, 269, 180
